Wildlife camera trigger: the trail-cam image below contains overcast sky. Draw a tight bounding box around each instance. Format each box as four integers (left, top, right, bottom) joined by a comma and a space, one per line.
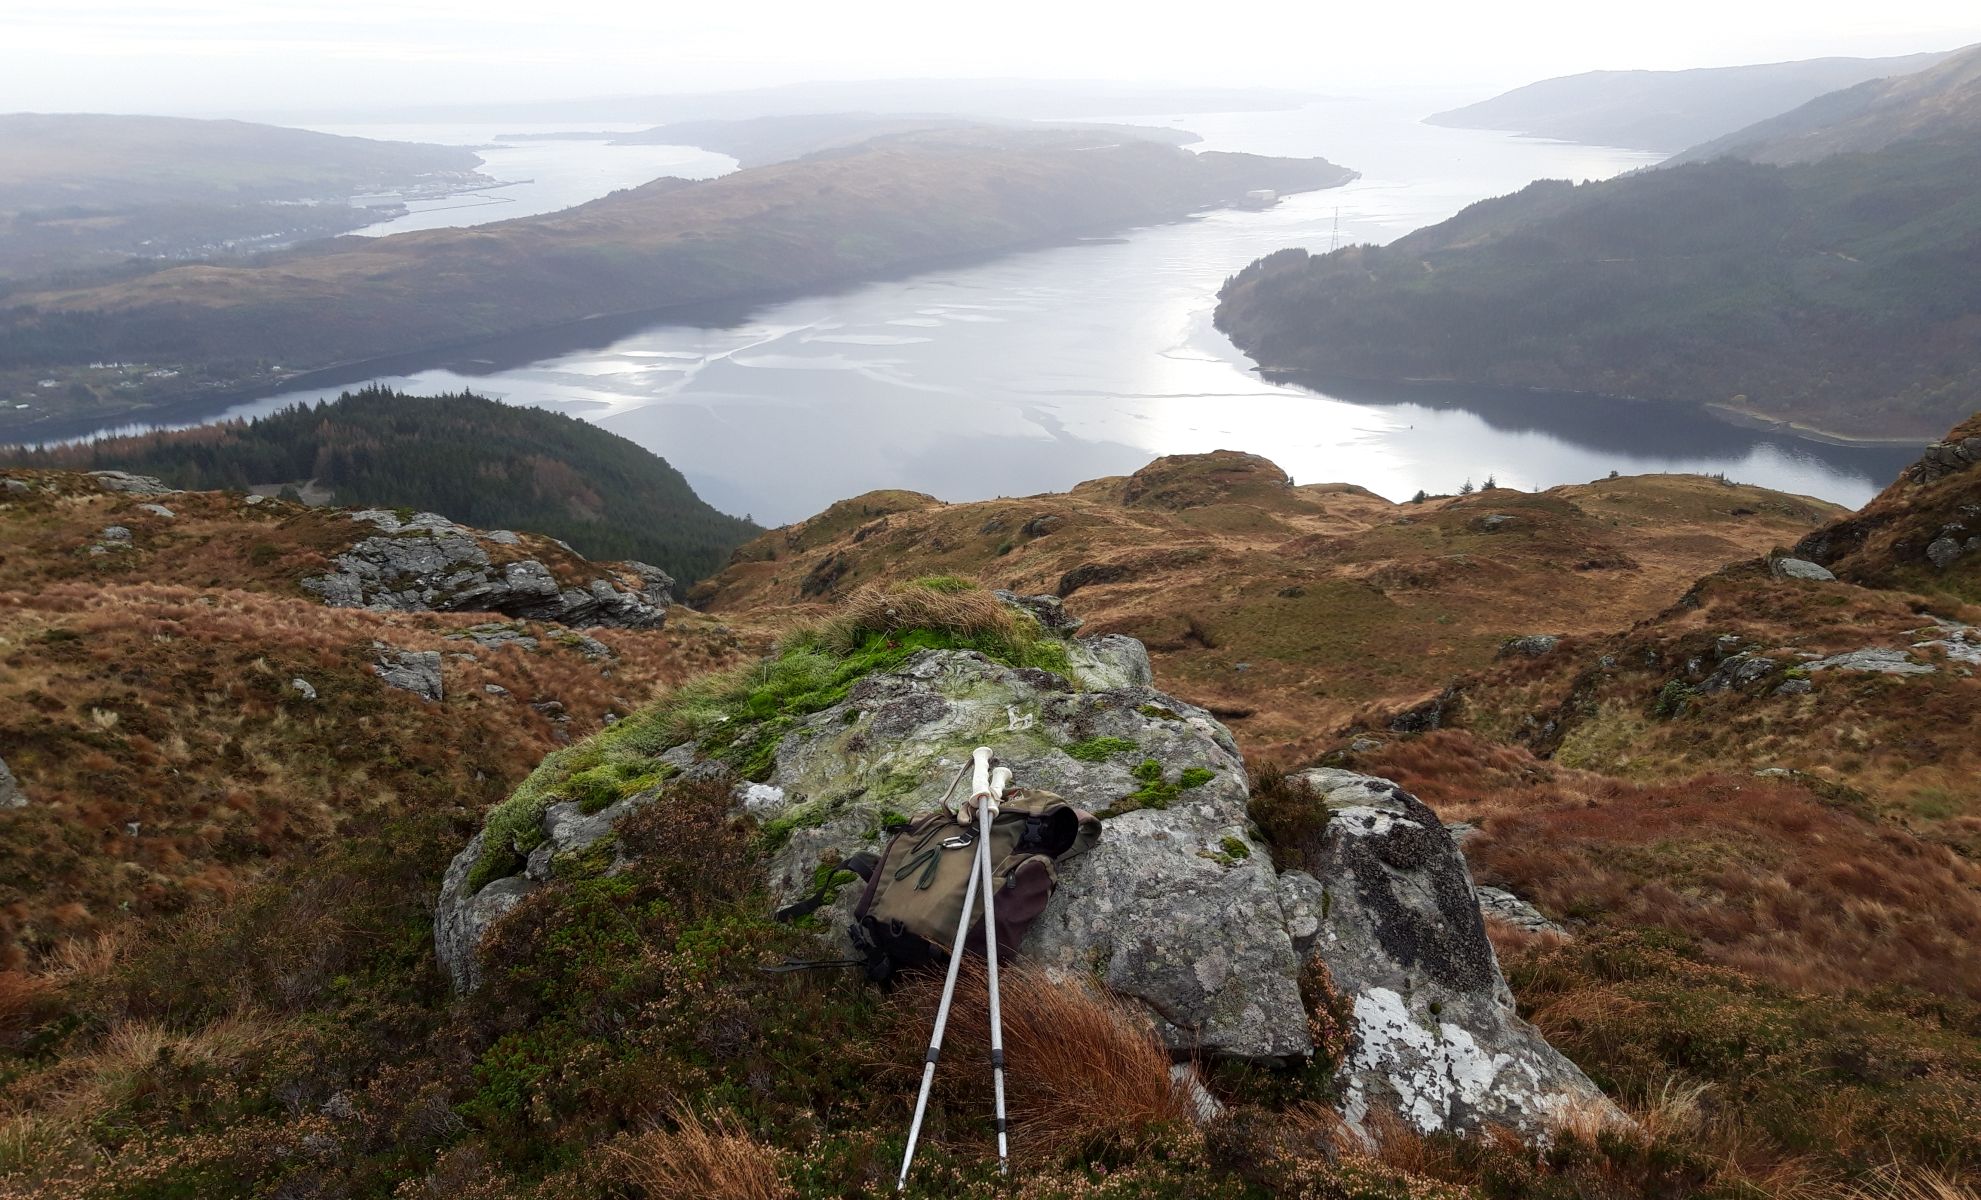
5, 0, 1979, 118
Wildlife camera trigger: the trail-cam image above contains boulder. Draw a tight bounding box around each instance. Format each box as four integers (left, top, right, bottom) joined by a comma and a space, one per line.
0, 757, 25, 809
1287, 768, 1621, 1142
374, 648, 444, 702
436, 613, 1617, 1140
1498, 635, 1559, 658
303, 512, 671, 629
1770, 557, 1836, 582
87, 470, 176, 495
1806, 648, 1934, 676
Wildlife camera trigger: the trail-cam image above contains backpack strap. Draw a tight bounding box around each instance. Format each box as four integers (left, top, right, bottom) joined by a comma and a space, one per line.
773, 850, 879, 924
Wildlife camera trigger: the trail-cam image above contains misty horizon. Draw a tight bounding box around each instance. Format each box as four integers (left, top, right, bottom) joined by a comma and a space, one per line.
7, 1, 1981, 119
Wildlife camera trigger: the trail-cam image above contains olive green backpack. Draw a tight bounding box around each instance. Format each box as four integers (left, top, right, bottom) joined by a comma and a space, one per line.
778, 790, 1101, 982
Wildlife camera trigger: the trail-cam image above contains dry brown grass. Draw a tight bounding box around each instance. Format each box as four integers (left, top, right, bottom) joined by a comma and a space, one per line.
607, 1107, 792, 1200
1847, 1166, 1981, 1200
696, 459, 1833, 764
1361, 731, 1981, 1003
885, 961, 1191, 1164
813, 579, 1018, 652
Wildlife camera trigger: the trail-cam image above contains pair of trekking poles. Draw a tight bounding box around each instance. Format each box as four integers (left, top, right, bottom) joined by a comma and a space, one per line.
896, 746, 1013, 1190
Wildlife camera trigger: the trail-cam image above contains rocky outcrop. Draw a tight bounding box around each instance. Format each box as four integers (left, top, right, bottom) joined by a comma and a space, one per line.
1793, 416, 1981, 585
1770, 557, 1835, 582
86, 470, 177, 495
303, 509, 672, 628
435, 602, 1616, 1140
1284, 768, 1620, 1141
374, 647, 444, 702
0, 757, 25, 809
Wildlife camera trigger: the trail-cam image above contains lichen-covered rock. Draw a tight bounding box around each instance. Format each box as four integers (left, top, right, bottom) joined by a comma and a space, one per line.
374, 648, 444, 702
435, 791, 660, 992
1498, 635, 1559, 658
1806, 648, 1934, 675
303, 510, 672, 629
1771, 557, 1836, 582
1290, 768, 1622, 1142
87, 470, 176, 495
0, 756, 25, 809
737, 645, 1303, 1058
1475, 886, 1568, 937
435, 612, 1615, 1138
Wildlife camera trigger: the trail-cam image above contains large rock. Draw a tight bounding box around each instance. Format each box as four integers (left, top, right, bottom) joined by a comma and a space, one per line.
87, 470, 177, 495
0, 757, 25, 809
1286, 768, 1622, 1142
374, 647, 444, 702
303, 510, 671, 629
435, 609, 1616, 1138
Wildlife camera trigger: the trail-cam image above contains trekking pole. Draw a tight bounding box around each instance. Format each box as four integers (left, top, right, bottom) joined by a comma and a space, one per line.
895, 747, 995, 1192
980, 762, 1013, 1175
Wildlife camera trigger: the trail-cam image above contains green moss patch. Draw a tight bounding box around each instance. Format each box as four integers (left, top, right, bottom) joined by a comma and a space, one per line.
469, 579, 1074, 892
1064, 735, 1140, 762
1110, 759, 1216, 815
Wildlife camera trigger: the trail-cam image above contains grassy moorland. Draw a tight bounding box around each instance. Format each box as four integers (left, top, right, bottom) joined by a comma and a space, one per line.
1, 440, 1976, 1197
3, 388, 759, 583
0, 128, 1354, 438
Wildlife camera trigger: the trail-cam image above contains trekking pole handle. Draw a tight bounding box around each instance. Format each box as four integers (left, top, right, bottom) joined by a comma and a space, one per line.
988, 766, 1012, 811
970, 746, 994, 808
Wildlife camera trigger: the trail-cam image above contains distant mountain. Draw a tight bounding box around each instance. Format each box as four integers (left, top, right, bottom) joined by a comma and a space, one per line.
607, 113, 1199, 167
1215, 132, 1981, 441
0, 113, 481, 210
1427, 51, 1951, 152
303, 78, 1318, 126
0, 114, 483, 288
1, 388, 759, 581
1669, 43, 1981, 165
0, 126, 1354, 440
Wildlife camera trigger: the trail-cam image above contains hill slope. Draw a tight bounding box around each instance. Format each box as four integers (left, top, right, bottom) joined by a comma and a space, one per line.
693, 450, 1840, 762
1427, 51, 1951, 151
609, 113, 1200, 166
1, 445, 1977, 1197
1671, 42, 1981, 165
0, 127, 1354, 439
0, 114, 484, 289
0, 114, 481, 210
1215, 133, 1981, 441
2, 388, 759, 583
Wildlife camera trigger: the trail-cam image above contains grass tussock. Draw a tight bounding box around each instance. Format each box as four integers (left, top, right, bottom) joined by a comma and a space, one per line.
884, 962, 1192, 1165
608, 1107, 793, 1200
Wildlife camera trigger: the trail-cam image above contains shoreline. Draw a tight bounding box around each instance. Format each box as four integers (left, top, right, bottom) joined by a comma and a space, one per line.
2, 188, 1353, 448
1247, 362, 1935, 454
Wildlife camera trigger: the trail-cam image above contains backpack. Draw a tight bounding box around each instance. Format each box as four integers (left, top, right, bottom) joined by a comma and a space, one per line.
777, 790, 1101, 983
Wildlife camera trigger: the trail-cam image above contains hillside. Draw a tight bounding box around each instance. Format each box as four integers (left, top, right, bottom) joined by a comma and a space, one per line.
692, 451, 1842, 762
1214, 133, 1981, 441
3, 440, 1978, 1197
0, 114, 484, 289
609, 113, 1200, 166
0, 466, 767, 971
2, 388, 759, 583
1671, 42, 1981, 165
0, 127, 1355, 439
0, 114, 482, 210
1426, 50, 1950, 151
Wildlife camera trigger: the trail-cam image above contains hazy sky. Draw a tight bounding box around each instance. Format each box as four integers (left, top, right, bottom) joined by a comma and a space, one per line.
5, 0, 1980, 118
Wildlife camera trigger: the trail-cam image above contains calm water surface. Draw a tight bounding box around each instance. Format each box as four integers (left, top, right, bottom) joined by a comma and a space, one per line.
155, 97, 1919, 523
304, 122, 736, 237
